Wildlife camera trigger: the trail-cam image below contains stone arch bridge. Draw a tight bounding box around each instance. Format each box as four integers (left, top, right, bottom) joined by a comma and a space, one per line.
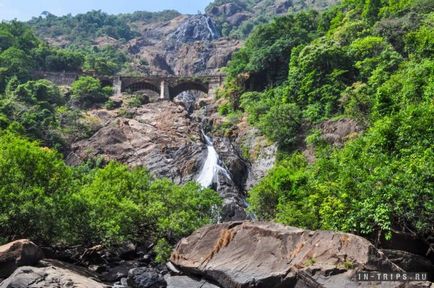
33, 71, 225, 100
110, 75, 224, 99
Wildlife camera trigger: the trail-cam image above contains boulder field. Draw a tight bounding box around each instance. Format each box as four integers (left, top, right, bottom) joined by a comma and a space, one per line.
1, 223, 432, 287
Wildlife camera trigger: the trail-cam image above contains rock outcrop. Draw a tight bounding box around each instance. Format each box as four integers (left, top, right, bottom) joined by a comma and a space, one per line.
170, 222, 431, 288
0, 240, 43, 279
123, 14, 240, 75
69, 102, 204, 184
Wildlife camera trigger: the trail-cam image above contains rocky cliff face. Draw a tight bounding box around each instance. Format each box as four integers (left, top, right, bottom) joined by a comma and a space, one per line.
68, 93, 250, 221
123, 15, 241, 75
69, 102, 204, 183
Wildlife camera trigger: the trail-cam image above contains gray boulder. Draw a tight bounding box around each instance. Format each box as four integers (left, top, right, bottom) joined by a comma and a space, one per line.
0, 263, 107, 288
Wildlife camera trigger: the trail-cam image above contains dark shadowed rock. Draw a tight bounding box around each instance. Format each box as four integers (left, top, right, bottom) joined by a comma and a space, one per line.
127, 267, 166, 288
0, 240, 44, 278
381, 249, 434, 274
169, 222, 433, 288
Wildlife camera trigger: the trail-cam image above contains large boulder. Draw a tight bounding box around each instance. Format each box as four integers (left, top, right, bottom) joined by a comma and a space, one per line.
0, 240, 43, 278
0, 262, 107, 288
170, 222, 430, 288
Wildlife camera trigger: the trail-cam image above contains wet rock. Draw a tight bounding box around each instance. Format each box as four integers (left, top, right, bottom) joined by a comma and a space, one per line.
234, 125, 277, 191
170, 221, 411, 288
0, 239, 44, 278
173, 91, 197, 114
0, 261, 107, 288
168, 15, 220, 45
127, 267, 166, 288
214, 137, 248, 191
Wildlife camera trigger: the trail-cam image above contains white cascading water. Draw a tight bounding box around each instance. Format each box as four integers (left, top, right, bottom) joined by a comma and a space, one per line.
205, 16, 216, 39
197, 132, 231, 188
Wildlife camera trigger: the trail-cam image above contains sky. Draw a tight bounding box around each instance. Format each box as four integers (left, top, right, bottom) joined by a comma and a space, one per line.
0, 0, 214, 21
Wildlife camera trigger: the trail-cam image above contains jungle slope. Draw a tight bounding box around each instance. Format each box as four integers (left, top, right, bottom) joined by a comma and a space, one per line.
218, 0, 434, 260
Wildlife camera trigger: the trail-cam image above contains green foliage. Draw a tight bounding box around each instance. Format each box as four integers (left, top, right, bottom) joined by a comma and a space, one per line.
28, 10, 181, 47
45, 49, 84, 72
81, 46, 127, 75
71, 76, 111, 107
28, 10, 138, 46
0, 132, 221, 261
0, 47, 33, 91
0, 132, 73, 244
225, 11, 322, 87
0, 79, 65, 148
231, 0, 434, 245
127, 94, 148, 108
404, 12, 434, 58
250, 103, 434, 239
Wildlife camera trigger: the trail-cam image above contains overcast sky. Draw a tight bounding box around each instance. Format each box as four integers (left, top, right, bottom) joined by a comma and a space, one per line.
0, 0, 213, 21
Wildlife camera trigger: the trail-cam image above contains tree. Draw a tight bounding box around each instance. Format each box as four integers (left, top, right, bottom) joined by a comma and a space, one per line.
0, 47, 33, 91
70, 76, 111, 107
0, 132, 73, 243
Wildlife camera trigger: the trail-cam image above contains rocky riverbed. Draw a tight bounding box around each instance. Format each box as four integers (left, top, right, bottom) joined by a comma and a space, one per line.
1, 223, 432, 287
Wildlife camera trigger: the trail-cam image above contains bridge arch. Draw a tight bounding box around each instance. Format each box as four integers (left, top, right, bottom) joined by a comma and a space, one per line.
169, 81, 209, 99
122, 81, 160, 94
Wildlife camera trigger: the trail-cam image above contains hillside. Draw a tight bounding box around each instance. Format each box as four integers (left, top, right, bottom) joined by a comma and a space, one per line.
206, 0, 339, 37
218, 0, 434, 261
26, 0, 339, 75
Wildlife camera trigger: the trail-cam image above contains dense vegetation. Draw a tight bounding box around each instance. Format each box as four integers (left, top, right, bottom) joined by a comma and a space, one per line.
0, 132, 220, 261
0, 21, 129, 149
28, 10, 180, 47
220, 0, 433, 247
0, 21, 221, 262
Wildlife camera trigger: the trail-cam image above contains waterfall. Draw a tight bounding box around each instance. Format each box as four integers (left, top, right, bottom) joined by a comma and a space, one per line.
196, 132, 231, 188
205, 16, 216, 39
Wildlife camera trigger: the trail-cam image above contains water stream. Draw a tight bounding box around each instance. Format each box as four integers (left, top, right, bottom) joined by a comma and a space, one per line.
196, 132, 231, 188
205, 16, 216, 39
